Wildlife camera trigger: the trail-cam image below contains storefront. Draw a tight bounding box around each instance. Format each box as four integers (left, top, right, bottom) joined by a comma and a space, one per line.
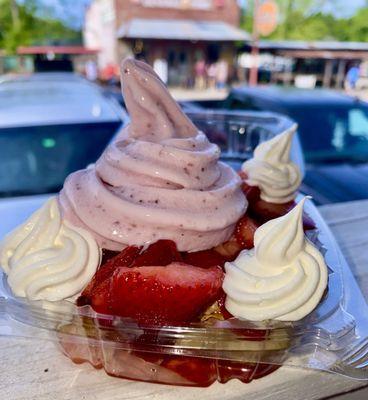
84, 0, 249, 86
15, 46, 98, 74
239, 40, 368, 89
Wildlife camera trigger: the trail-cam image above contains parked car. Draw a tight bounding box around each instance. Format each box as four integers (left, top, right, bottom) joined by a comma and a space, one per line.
103, 82, 196, 114
0, 72, 128, 199
184, 86, 368, 204
0, 107, 302, 240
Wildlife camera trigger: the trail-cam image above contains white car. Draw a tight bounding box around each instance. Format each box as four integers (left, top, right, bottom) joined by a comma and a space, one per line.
0, 72, 129, 238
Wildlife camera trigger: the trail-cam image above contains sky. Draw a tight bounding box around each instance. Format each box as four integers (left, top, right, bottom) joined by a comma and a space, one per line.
34, 0, 368, 28
322, 0, 366, 17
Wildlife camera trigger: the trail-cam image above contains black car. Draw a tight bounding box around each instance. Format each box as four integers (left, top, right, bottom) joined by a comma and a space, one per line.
185, 86, 368, 204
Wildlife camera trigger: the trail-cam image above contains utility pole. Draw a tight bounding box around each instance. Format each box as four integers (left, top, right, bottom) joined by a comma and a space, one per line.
249, 0, 260, 86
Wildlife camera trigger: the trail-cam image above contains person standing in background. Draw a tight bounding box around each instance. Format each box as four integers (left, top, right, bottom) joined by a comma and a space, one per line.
85, 59, 98, 82
345, 64, 360, 90
216, 59, 228, 89
194, 58, 207, 90
207, 62, 217, 89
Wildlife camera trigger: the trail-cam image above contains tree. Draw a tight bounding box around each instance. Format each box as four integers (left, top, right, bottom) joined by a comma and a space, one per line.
0, 0, 81, 54
344, 8, 368, 42
240, 0, 368, 42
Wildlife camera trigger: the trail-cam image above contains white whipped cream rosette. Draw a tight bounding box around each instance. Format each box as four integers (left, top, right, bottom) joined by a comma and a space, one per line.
223, 197, 328, 322
241, 125, 302, 204
0, 198, 100, 302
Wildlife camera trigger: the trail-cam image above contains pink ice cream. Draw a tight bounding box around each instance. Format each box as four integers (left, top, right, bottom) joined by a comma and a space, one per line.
59, 59, 247, 252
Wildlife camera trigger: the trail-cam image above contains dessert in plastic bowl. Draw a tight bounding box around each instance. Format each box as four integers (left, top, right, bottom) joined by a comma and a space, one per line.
0, 59, 364, 387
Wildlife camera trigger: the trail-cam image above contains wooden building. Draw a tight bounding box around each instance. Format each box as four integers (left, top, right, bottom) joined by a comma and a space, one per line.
242, 41, 368, 89
84, 0, 249, 86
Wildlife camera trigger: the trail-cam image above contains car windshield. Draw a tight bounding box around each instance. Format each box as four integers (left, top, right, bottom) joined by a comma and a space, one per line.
288, 104, 368, 163
0, 122, 121, 198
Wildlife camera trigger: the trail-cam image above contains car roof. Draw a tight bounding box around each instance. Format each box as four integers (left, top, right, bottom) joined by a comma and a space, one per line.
0, 73, 123, 128
231, 85, 365, 107
0, 72, 87, 84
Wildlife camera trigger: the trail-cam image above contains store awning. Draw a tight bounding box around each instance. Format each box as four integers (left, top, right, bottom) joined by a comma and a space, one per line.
17, 46, 99, 55
117, 18, 250, 42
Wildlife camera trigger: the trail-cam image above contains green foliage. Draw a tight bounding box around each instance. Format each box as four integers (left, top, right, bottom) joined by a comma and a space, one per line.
0, 0, 81, 54
241, 0, 368, 42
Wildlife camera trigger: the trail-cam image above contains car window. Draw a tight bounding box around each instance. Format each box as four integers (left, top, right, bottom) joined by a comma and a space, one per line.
349, 108, 368, 139
289, 105, 368, 163
228, 96, 259, 111
0, 122, 121, 197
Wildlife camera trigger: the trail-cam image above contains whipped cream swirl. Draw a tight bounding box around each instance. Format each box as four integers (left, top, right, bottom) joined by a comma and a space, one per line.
0, 198, 100, 301
223, 198, 328, 321
60, 59, 246, 251
241, 125, 301, 204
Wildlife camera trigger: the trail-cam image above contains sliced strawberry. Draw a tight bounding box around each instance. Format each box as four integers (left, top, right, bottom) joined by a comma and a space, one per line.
77, 245, 141, 309
249, 199, 316, 230
161, 356, 216, 386
181, 249, 226, 269
109, 263, 224, 326
217, 360, 280, 384
242, 183, 261, 204
249, 199, 296, 223
131, 240, 182, 267
234, 214, 259, 249
214, 239, 242, 260
101, 249, 120, 265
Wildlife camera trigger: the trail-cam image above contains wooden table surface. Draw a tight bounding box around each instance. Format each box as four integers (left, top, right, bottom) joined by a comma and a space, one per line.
1, 200, 368, 400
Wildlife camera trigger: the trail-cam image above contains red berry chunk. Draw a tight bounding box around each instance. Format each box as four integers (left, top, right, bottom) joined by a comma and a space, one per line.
77, 245, 141, 310
109, 263, 224, 326
78, 240, 224, 324
131, 239, 182, 267
182, 249, 226, 268
250, 199, 296, 223
161, 356, 216, 386
234, 215, 259, 249
241, 182, 261, 204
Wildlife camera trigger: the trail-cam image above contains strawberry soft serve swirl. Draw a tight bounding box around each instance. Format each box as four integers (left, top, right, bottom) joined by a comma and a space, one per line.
59, 59, 247, 252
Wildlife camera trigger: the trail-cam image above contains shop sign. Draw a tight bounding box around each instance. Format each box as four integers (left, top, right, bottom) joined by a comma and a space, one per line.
255, 0, 279, 37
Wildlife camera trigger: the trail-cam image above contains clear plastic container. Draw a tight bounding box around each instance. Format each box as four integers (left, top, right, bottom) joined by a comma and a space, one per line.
1, 196, 367, 386
1, 112, 367, 387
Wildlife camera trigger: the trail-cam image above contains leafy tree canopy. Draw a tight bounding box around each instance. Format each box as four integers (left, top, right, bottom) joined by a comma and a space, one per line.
0, 0, 81, 54
241, 0, 368, 42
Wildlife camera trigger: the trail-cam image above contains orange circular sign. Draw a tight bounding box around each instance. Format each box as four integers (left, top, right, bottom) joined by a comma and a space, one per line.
255, 0, 279, 37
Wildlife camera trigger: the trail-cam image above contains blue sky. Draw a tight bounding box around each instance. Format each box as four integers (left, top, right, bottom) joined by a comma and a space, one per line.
321, 0, 366, 17
241, 0, 366, 17
37, 0, 367, 28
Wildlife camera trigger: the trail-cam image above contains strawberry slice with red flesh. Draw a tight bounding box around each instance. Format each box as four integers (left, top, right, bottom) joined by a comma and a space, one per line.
77, 245, 141, 310
234, 214, 259, 249
161, 356, 216, 387
239, 172, 316, 230
78, 240, 182, 312
109, 263, 224, 326
241, 182, 261, 204
181, 249, 227, 269
131, 239, 183, 267
250, 199, 316, 230
249, 199, 295, 223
